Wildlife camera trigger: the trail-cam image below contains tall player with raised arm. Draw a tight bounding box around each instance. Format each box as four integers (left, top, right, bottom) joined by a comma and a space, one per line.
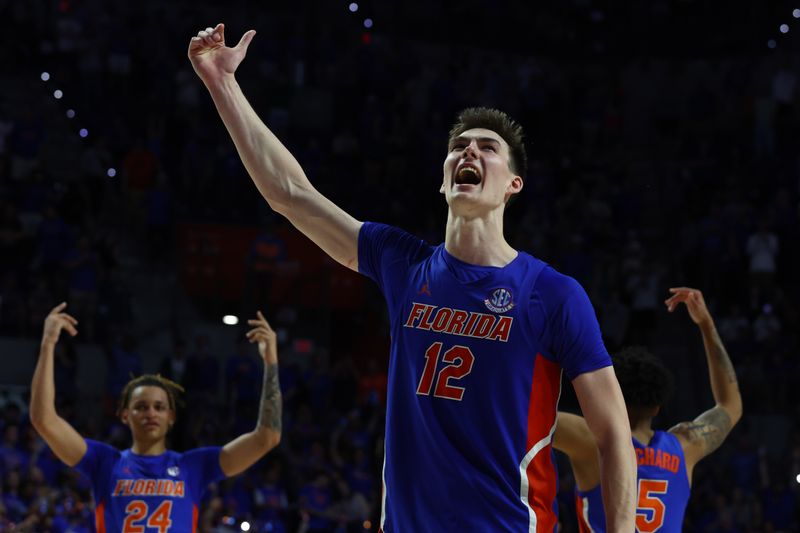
30, 304, 282, 532
554, 287, 743, 532
188, 23, 636, 531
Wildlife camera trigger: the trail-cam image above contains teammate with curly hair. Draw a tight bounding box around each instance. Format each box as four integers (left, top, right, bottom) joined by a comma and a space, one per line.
554, 287, 743, 532
29, 303, 282, 532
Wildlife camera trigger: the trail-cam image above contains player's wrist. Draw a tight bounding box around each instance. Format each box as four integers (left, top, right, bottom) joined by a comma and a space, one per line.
206, 73, 238, 95
697, 318, 716, 334
40, 336, 58, 348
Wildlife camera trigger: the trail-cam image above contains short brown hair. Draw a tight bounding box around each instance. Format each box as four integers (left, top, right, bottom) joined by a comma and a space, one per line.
448, 107, 527, 180
117, 374, 184, 417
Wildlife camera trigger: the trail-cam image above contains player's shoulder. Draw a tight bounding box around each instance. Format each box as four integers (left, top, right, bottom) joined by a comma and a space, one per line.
665, 422, 700, 453
360, 222, 433, 258
652, 429, 684, 449
85, 438, 121, 458
530, 261, 586, 306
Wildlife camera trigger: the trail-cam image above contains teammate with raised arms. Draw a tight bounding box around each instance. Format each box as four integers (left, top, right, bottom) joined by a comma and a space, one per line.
30, 303, 282, 532
554, 287, 743, 532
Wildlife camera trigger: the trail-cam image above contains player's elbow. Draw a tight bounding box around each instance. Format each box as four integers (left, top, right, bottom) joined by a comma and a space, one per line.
723, 396, 743, 428
255, 428, 281, 454
28, 401, 52, 432
266, 430, 281, 451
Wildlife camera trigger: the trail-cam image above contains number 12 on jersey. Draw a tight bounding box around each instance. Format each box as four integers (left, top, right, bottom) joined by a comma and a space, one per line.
416, 343, 475, 401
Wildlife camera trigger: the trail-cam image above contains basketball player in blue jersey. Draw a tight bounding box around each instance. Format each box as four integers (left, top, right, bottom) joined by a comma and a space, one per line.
188, 23, 636, 531
553, 287, 743, 532
29, 303, 282, 532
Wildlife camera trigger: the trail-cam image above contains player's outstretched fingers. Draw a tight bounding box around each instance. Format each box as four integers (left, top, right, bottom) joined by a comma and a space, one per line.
235, 30, 256, 52
50, 302, 68, 315
61, 313, 79, 326
256, 310, 271, 327
64, 322, 78, 337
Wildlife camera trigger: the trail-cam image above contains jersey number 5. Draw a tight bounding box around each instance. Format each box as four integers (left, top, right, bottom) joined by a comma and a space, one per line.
123, 500, 173, 533
636, 479, 668, 532
416, 343, 475, 401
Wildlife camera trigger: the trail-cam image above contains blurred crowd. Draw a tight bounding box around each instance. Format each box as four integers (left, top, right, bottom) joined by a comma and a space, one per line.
1, 1, 799, 531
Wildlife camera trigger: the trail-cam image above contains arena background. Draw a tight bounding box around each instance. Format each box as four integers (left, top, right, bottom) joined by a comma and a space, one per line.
1, 1, 798, 531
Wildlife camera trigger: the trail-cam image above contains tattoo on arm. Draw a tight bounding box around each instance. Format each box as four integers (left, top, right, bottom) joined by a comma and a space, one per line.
678, 407, 732, 456
257, 363, 281, 432
708, 328, 737, 384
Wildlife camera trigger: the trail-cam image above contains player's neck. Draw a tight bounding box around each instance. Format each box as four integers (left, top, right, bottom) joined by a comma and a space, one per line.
444, 211, 516, 267
630, 421, 655, 446
131, 439, 168, 456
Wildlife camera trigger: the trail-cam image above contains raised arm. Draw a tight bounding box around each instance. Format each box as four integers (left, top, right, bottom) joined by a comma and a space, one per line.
219, 311, 281, 476
552, 411, 601, 491
572, 367, 636, 532
29, 303, 87, 466
665, 288, 742, 478
188, 24, 362, 271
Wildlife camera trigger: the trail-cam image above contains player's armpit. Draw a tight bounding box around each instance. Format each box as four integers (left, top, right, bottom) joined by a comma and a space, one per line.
670, 405, 733, 467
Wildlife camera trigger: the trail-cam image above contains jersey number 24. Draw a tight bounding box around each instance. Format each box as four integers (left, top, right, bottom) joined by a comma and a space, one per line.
123, 500, 173, 533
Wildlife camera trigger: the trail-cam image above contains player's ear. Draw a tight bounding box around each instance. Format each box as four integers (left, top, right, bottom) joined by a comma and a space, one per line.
119, 408, 129, 424
507, 175, 523, 195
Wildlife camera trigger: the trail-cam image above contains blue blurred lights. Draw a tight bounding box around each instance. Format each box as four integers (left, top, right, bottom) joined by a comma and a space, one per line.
349, 2, 358, 12
364, 18, 373, 28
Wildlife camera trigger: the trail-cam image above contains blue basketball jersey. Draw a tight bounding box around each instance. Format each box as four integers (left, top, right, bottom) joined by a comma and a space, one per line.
75, 439, 225, 532
575, 431, 690, 532
358, 223, 611, 532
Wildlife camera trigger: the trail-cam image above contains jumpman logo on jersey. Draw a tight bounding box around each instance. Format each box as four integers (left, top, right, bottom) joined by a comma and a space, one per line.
418, 283, 432, 297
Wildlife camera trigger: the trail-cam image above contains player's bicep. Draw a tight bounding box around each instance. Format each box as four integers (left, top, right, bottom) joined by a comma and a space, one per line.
670, 405, 734, 466
276, 187, 362, 271
572, 366, 630, 448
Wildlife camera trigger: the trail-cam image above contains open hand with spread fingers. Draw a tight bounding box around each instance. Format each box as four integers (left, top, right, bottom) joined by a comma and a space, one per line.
246, 311, 278, 364
188, 23, 256, 85
42, 303, 79, 346
664, 287, 713, 327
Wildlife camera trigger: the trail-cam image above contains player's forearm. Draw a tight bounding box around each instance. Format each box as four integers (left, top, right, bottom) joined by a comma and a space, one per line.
30, 340, 58, 427
220, 361, 281, 476
256, 361, 282, 436
598, 435, 637, 532
698, 320, 742, 422
206, 76, 313, 211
